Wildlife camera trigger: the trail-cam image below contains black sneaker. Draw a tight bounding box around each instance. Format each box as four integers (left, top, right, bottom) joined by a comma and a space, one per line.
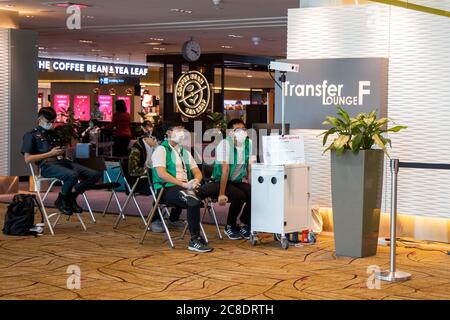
70, 192, 83, 214
239, 226, 251, 240
224, 225, 242, 240
188, 238, 214, 253
54, 193, 73, 216
180, 190, 201, 206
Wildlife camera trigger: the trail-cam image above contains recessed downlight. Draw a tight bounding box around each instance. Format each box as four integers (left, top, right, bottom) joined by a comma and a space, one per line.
170, 8, 192, 14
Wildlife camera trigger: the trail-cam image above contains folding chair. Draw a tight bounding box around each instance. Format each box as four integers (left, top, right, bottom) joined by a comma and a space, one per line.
113, 160, 149, 229
29, 163, 87, 235
98, 159, 124, 219
180, 164, 223, 241
74, 156, 122, 224
140, 172, 208, 248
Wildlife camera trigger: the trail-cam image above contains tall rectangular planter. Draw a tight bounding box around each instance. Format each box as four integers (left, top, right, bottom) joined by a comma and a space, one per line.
331, 149, 384, 258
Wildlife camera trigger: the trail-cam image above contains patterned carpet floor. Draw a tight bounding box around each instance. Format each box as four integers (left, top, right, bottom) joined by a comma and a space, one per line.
0, 204, 449, 300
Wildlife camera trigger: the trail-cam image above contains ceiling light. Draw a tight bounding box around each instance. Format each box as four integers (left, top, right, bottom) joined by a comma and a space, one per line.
79, 39, 93, 44
247, 75, 253, 78
145, 42, 162, 46
149, 37, 164, 41
91, 49, 102, 52
26, 15, 35, 18
83, 15, 94, 19
153, 47, 166, 51
221, 45, 232, 49
170, 8, 192, 13
228, 34, 243, 38
251, 36, 261, 45
38, 46, 46, 50
44, 2, 91, 9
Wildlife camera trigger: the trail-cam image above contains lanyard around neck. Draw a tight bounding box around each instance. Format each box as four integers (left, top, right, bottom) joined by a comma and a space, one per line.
169, 144, 187, 174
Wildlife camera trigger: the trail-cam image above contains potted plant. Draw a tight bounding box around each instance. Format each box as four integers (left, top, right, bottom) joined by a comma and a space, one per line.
206, 112, 227, 135
321, 107, 406, 257
54, 108, 83, 147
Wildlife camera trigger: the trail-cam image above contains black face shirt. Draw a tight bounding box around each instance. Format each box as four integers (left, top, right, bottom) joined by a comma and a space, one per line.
21, 126, 63, 158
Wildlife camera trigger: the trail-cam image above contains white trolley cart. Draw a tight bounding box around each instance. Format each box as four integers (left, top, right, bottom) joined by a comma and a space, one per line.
250, 163, 311, 249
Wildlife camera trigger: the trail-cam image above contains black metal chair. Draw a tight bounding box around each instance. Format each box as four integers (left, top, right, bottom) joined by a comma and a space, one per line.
113, 159, 150, 229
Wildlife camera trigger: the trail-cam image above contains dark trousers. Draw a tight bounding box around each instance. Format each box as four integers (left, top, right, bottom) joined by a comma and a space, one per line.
113, 136, 131, 157
201, 181, 251, 228
158, 186, 201, 238
40, 159, 102, 195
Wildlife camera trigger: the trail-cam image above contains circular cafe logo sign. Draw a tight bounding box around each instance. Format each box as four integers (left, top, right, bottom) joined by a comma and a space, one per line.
175, 71, 211, 118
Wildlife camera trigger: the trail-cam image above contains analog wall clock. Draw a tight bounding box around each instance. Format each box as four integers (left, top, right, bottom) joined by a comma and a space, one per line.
182, 39, 201, 62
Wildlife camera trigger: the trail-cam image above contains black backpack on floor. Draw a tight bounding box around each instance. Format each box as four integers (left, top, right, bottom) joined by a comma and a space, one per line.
2, 194, 44, 236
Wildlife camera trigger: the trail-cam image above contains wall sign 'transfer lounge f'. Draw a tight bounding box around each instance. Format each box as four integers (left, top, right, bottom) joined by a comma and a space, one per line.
175, 71, 211, 118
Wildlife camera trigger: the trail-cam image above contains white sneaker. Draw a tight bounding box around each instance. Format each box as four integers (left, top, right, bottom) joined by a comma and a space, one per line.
30, 226, 44, 234
150, 220, 164, 233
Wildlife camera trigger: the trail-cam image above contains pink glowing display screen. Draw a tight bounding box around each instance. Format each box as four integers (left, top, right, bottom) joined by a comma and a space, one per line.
98, 95, 113, 121
73, 95, 90, 121
54, 94, 70, 122
117, 96, 131, 114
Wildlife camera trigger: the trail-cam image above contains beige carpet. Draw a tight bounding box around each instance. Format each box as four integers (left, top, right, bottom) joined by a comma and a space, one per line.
0, 204, 449, 300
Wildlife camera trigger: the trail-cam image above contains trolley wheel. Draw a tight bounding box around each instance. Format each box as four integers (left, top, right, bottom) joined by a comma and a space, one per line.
250, 234, 258, 246
281, 239, 289, 250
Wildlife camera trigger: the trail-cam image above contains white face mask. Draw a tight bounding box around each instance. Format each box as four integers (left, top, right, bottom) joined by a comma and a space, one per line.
170, 130, 185, 144
234, 129, 247, 143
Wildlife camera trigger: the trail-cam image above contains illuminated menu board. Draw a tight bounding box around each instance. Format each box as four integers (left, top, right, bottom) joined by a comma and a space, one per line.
98, 95, 113, 121
54, 94, 70, 122
74, 95, 90, 121
117, 96, 131, 114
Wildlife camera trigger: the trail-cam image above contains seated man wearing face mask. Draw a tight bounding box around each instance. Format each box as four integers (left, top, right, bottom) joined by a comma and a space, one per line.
151, 124, 213, 253
128, 121, 186, 233
128, 120, 157, 177
21, 107, 102, 216
201, 119, 256, 240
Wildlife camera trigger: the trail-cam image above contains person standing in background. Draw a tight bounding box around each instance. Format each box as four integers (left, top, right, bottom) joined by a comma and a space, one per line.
105, 99, 131, 157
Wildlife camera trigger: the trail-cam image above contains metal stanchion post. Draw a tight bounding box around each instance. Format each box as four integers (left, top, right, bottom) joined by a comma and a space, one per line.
279, 71, 287, 136
376, 158, 411, 282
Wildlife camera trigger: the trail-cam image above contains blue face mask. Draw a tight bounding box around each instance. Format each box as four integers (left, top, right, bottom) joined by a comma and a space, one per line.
40, 122, 54, 131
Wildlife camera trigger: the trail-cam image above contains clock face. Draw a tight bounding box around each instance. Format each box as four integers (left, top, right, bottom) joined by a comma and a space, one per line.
182, 40, 201, 62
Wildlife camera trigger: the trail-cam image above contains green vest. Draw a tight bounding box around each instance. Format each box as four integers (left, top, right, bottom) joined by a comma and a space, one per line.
212, 137, 250, 183
152, 140, 193, 190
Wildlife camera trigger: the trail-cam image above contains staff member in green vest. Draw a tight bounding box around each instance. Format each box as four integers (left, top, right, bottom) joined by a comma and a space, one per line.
151, 123, 213, 253
202, 119, 256, 240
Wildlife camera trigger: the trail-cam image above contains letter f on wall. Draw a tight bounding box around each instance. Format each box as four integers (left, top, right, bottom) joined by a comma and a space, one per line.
66, 5, 81, 30
359, 81, 371, 105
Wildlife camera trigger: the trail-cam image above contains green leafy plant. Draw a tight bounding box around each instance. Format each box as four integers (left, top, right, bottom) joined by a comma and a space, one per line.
138, 112, 162, 126
321, 107, 407, 156
206, 112, 227, 132
54, 107, 82, 146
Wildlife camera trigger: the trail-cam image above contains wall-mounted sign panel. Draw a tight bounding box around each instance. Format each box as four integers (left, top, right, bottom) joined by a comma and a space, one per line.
38, 58, 148, 76
99, 76, 139, 85
98, 95, 113, 121
116, 96, 131, 114
74, 95, 90, 121
174, 71, 211, 118
275, 58, 388, 129
54, 94, 70, 122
